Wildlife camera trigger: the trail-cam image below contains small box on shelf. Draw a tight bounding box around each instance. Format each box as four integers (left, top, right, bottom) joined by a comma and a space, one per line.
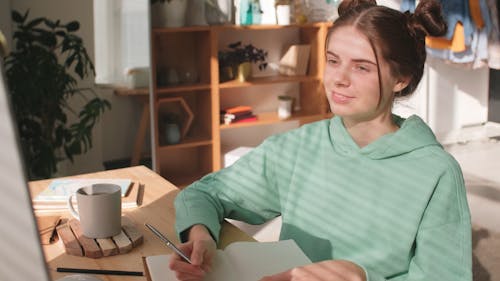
224, 147, 254, 167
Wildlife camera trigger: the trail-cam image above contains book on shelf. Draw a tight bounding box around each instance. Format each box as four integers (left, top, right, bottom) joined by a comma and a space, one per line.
220, 106, 257, 125
231, 115, 257, 124
279, 44, 311, 76
222, 110, 253, 120
144, 239, 311, 281
221, 105, 253, 115
33, 179, 143, 212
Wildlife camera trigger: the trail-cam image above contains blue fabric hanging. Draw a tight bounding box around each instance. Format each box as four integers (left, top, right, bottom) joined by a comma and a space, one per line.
401, 0, 475, 46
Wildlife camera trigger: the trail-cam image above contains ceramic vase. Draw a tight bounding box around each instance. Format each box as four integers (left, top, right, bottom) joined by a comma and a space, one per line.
276, 4, 291, 25
152, 0, 188, 28
186, 0, 208, 26
277, 95, 293, 120
205, 0, 233, 25
165, 123, 181, 145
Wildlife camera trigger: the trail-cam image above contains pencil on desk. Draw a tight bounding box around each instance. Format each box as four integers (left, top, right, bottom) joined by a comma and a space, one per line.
57, 267, 143, 276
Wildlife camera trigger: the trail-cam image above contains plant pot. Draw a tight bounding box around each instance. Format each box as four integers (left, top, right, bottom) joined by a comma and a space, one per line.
237, 62, 252, 82
220, 66, 235, 82
152, 0, 188, 28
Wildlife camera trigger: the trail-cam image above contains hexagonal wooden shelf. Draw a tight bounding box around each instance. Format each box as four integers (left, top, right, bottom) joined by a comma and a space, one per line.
157, 97, 194, 138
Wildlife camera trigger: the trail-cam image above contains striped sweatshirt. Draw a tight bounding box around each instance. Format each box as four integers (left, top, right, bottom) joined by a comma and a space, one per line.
175, 114, 472, 281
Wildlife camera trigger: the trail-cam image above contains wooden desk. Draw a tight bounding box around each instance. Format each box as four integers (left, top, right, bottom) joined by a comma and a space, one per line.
30, 166, 254, 281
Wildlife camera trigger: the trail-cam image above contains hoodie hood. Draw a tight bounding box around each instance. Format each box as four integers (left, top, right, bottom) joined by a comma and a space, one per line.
330, 114, 441, 159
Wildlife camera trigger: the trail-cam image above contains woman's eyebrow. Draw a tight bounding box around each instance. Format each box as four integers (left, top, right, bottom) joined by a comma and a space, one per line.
326, 50, 377, 65
326, 50, 338, 57
352, 58, 377, 65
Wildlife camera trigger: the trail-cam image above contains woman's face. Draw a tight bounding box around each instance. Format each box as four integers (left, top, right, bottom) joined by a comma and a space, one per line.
324, 26, 404, 123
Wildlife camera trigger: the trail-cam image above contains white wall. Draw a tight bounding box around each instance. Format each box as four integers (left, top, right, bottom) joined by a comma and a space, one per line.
393, 59, 491, 143
0, 1, 12, 49
7, 0, 143, 176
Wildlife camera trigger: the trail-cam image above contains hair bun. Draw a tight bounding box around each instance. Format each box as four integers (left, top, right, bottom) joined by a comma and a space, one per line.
411, 0, 447, 37
338, 0, 377, 17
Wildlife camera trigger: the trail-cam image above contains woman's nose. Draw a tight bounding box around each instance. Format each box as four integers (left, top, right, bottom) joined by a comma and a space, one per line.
332, 67, 350, 87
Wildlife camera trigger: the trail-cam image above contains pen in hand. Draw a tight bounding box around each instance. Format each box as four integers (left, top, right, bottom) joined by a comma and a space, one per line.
145, 223, 192, 264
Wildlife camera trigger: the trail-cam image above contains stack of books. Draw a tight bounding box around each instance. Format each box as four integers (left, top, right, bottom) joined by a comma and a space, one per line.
220, 106, 257, 125
33, 179, 143, 213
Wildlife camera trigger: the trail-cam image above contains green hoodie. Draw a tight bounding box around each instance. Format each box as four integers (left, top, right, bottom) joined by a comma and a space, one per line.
175, 114, 472, 281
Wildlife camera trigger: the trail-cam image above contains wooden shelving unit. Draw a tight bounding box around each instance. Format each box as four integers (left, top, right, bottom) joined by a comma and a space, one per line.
151, 23, 331, 186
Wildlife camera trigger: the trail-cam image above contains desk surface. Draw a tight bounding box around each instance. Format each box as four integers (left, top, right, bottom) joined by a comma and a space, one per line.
30, 166, 253, 281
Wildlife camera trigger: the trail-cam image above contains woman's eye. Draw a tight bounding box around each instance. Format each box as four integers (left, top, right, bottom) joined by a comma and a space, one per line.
355, 65, 370, 72
326, 57, 338, 65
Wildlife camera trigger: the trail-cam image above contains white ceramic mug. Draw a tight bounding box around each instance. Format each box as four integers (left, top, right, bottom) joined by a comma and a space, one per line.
67, 184, 122, 238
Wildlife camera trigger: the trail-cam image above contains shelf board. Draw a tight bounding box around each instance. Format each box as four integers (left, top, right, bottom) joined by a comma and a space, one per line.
219, 75, 318, 89
215, 22, 327, 31
156, 83, 211, 94
158, 136, 212, 150
220, 111, 325, 130
153, 26, 210, 33
152, 23, 329, 34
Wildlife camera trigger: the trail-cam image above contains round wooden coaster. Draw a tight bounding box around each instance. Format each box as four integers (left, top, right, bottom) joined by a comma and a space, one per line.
56, 216, 143, 258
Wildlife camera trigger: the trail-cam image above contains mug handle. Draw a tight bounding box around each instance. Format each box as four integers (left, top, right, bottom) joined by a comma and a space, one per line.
67, 194, 80, 220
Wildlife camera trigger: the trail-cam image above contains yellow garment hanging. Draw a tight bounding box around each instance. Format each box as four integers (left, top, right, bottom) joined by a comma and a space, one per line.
425, 0, 486, 52
426, 22, 466, 52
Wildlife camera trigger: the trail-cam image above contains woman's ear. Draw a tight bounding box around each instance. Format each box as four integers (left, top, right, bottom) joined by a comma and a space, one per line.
392, 76, 411, 93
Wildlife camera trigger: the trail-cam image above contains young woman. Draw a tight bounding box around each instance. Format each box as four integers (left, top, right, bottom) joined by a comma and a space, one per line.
169, 1, 472, 280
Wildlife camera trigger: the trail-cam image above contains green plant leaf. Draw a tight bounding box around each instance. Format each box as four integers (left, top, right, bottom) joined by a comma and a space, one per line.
5, 10, 110, 179
65, 21, 80, 32
12, 10, 24, 23
44, 19, 56, 29
65, 53, 76, 67
56, 31, 66, 37
26, 17, 44, 29
41, 32, 57, 48
75, 61, 84, 78
21, 10, 30, 23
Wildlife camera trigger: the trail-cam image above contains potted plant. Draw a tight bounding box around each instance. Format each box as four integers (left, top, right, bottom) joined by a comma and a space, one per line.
218, 41, 268, 82
4, 10, 111, 179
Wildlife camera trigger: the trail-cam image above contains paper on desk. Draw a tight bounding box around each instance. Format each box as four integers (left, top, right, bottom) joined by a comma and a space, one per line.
145, 239, 311, 281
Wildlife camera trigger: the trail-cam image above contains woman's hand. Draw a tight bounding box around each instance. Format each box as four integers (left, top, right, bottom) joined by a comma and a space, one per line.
260, 260, 366, 281
168, 225, 216, 281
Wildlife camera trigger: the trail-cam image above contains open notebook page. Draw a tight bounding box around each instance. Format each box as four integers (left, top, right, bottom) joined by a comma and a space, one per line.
145, 240, 311, 281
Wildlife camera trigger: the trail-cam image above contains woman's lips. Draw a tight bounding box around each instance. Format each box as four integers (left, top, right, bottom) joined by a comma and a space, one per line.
331, 92, 354, 104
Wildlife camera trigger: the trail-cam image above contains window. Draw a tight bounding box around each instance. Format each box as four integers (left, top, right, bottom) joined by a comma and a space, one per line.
93, 0, 150, 86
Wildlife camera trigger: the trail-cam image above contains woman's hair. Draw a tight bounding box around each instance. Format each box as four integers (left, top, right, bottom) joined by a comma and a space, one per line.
328, 0, 447, 98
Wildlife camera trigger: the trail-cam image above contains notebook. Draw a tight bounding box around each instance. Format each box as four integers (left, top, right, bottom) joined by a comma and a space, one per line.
33, 181, 142, 212
33, 178, 133, 202
144, 239, 311, 281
